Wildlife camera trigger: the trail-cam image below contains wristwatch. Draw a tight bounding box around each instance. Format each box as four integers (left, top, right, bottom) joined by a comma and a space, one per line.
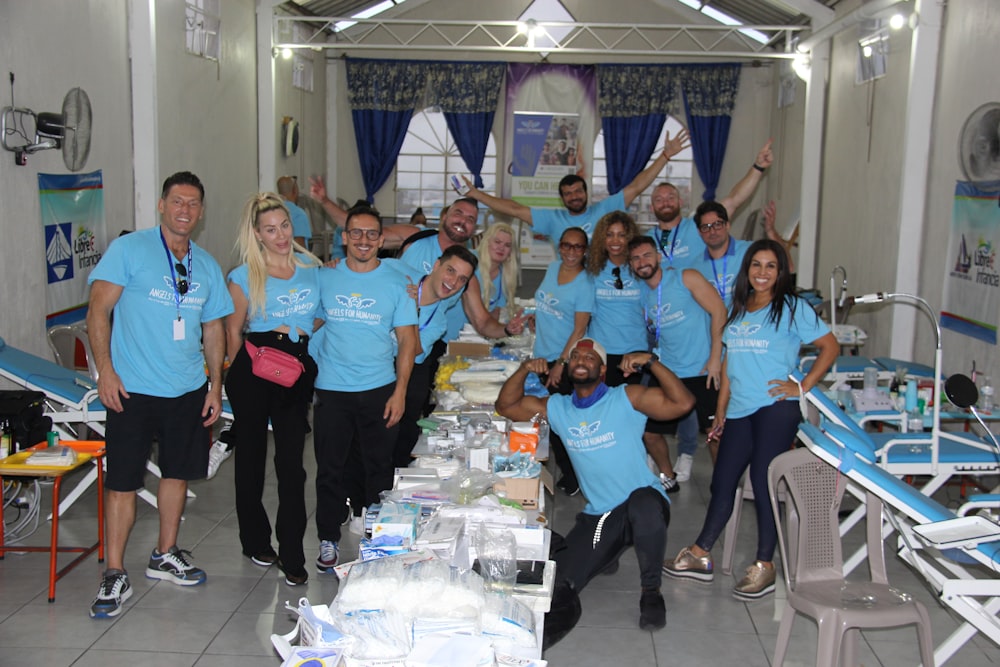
642, 354, 659, 373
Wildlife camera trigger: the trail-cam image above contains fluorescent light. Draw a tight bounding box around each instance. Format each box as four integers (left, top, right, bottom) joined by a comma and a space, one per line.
354, 1, 395, 20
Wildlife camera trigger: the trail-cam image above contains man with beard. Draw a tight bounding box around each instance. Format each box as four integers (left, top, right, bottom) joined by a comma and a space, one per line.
310, 206, 418, 572
691, 200, 753, 308
495, 338, 694, 632
628, 236, 727, 488
650, 139, 775, 270
462, 130, 690, 240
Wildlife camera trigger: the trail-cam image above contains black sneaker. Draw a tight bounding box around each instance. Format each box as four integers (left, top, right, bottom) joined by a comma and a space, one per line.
90, 569, 132, 618
639, 590, 666, 630
246, 549, 278, 567
145, 546, 206, 586
556, 477, 580, 496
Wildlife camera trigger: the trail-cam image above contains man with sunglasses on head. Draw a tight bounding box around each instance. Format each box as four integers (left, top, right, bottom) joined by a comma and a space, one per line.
650, 139, 774, 271
310, 205, 418, 574
86, 171, 234, 619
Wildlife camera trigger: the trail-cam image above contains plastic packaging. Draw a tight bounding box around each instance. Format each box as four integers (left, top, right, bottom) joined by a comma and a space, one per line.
475, 524, 518, 594
981, 376, 995, 415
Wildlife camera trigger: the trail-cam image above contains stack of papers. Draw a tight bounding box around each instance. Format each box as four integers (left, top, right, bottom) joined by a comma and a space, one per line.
25, 446, 77, 466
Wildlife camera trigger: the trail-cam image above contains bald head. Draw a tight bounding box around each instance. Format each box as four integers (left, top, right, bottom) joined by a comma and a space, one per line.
276, 176, 298, 201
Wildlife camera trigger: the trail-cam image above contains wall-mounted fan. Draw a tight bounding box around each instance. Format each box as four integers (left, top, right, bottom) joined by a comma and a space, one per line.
958, 102, 1000, 192
1, 87, 92, 171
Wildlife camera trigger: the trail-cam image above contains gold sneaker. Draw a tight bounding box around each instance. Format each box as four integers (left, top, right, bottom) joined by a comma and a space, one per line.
662, 546, 714, 582
733, 561, 776, 600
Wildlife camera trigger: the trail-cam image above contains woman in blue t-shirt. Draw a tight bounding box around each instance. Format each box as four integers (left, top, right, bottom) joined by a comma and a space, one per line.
476, 222, 518, 322
664, 239, 837, 600
224, 193, 323, 587
531, 226, 594, 495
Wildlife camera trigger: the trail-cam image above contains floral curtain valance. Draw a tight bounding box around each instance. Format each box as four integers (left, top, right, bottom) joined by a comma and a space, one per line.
680, 64, 742, 117
597, 64, 683, 118
345, 58, 505, 113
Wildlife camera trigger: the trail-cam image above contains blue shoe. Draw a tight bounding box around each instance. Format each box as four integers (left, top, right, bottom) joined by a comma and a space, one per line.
145, 546, 206, 586
316, 540, 339, 573
90, 569, 132, 618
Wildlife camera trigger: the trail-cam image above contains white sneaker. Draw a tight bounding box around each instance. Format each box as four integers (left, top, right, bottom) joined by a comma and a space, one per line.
206, 439, 233, 479
675, 454, 694, 482
349, 507, 367, 536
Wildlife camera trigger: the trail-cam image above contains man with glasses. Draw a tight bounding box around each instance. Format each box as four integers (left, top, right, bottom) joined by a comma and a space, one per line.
310, 206, 418, 573
462, 131, 690, 240
691, 201, 753, 308
85, 171, 234, 618
650, 139, 774, 271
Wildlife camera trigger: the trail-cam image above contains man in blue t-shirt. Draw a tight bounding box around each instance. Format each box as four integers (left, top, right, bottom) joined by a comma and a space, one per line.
86, 171, 234, 619
496, 338, 694, 635
649, 139, 774, 270
276, 175, 313, 247
691, 200, 751, 309
462, 129, 690, 240
311, 206, 418, 574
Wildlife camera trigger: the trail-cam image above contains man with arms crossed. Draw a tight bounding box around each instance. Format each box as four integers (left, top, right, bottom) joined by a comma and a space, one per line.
86, 171, 233, 618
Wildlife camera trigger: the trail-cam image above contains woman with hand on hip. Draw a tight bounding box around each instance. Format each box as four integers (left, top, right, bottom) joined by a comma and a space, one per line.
224, 193, 322, 587
532, 226, 593, 495
663, 239, 837, 600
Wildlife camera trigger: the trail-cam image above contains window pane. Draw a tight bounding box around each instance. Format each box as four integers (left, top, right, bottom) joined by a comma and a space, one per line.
396, 172, 421, 189
397, 155, 421, 171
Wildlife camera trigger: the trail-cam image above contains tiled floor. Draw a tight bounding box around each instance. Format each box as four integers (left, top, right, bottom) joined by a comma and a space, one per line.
2, 435, 999, 666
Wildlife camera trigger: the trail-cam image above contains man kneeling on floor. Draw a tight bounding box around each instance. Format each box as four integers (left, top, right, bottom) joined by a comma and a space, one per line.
495, 338, 694, 632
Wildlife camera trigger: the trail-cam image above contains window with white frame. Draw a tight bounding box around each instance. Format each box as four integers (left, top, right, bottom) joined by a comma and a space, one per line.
395, 108, 497, 226
185, 0, 221, 61
591, 115, 694, 224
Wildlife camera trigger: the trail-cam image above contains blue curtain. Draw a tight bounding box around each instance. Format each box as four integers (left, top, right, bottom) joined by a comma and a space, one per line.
429, 63, 505, 189
679, 64, 742, 201
345, 59, 428, 202
597, 65, 681, 193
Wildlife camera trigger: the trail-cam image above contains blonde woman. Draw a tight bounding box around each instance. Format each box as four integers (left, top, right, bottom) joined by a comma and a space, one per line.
224, 193, 322, 587
477, 222, 518, 320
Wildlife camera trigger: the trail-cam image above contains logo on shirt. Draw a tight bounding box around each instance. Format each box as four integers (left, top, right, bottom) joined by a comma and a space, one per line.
728, 321, 769, 352
278, 288, 311, 307
535, 291, 562, 318
564, 419, 616, 450
567, 421, 601, 438
602, 277, 634, 290
729, 322, 761, 337
327, 292, 383, 324
161, 275, 201, 294
335, 294, 376, 309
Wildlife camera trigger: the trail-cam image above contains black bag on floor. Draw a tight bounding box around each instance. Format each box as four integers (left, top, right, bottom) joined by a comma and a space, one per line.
0, 390, 52, 452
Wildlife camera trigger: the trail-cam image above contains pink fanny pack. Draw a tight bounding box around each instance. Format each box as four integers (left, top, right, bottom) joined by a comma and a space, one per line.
244, 340, 305, 388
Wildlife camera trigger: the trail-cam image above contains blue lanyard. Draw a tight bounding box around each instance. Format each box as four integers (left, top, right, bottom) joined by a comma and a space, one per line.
416, 276, 439, 332
656, 227, 678, 262
709, 254, 728, 299
159, 229, 191, 320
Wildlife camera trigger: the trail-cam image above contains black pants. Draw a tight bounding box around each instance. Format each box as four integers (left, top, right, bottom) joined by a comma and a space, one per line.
225, 331, 316, 573
395, 356, 434, 468
313, 383, 399, 542
556, 486, 671, 593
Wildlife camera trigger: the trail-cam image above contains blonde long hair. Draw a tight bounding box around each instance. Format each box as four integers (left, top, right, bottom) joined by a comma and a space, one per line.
235, 192, 321, 317
477, 222, 518, 317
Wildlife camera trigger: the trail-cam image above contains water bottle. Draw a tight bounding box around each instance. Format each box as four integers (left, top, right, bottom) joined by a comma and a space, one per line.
981, 376, 995, 415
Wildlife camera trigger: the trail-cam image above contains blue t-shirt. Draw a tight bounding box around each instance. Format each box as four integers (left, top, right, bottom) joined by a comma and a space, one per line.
381, 257, 460, 364
443, 262, 509, 343
88, 227, 234, 397
650, 217, 705, 270
588, 261, 647, 356
227, 258, 321, 342
286, 200, 312, 241
399, 234, 448, 278
531, 191, 625, 240
310, 261, 418, 392
641, 268, 712, 379
532, 261, 595, 361
723, 297, 830, 419
692, 238, 751, 308
547, 386, 666, 515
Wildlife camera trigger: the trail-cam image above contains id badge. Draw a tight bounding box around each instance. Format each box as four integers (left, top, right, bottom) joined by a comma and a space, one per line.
173, 318, 186, 341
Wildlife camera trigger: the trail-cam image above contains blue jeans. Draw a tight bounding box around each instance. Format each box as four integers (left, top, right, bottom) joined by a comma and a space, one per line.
677, 410, 699, 457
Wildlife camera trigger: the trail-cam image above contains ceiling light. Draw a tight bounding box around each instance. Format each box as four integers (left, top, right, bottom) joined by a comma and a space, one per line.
889, 13, 906, 30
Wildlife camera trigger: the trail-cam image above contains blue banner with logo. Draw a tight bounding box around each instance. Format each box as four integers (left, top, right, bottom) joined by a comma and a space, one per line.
38, 170, 106, 327
941, 180, 999, 345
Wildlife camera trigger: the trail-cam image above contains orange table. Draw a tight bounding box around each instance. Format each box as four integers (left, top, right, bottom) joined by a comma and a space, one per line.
0, 440, 105, 602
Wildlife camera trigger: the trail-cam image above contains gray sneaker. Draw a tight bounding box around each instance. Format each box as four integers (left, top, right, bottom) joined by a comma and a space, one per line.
90, 569, 132, 618
145, 546, 206, 586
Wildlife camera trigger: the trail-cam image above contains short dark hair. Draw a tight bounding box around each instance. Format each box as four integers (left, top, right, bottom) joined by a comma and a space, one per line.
560, 226, 588, 243
693, 200, 729, 227
345, 205, 382, 232
439, 244, 479, 272
558, 174, 587, 196
627, 235, 657, 254
450, 197, 479, 211
161, 171, 204, 200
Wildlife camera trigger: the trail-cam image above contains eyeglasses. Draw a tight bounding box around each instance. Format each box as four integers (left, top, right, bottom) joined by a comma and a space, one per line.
612, 266, 624, 290
347, 228, 381, 240
174, 262, 189, 295
559, 242, 586, 252
698, 221, 727, 233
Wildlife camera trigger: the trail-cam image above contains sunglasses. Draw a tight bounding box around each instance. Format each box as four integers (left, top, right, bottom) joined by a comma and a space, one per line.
612, 266, 624, 290
347, 228, 381, 241
174, 262, 189, 296
559, 241, 586, 252
698, 221, 727, 233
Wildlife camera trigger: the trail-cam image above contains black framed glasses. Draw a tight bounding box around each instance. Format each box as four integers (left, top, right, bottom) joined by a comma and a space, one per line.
612, 266, 624, 290
174, 263, 189, 295
698, 221, 727, 233
559, 242, 585, 252
347, 228, 381, 241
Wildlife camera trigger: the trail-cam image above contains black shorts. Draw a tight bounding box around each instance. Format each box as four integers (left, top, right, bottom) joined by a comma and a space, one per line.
104, 384, 211, 491
643, 374, 719, 435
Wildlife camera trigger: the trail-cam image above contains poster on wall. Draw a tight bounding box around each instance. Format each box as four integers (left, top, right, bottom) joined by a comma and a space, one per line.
511, 111, 580, 208
38, 170, 107, 327
940, 180, 999, 345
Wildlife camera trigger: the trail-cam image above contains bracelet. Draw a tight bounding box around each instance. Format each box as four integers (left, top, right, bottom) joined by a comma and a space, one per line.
503, 324, 512, 337
753, 163, 766, 173
641, 354, 659, 373
556, 358, 568, 366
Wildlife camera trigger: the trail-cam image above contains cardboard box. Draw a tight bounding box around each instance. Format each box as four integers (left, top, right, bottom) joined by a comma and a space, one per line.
494, 476, 540, 509
371, 502, 420, 541
447, 341, 493, 357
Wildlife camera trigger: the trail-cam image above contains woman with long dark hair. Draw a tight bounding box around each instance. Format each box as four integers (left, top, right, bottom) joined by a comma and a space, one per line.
664, 238, 837, 599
